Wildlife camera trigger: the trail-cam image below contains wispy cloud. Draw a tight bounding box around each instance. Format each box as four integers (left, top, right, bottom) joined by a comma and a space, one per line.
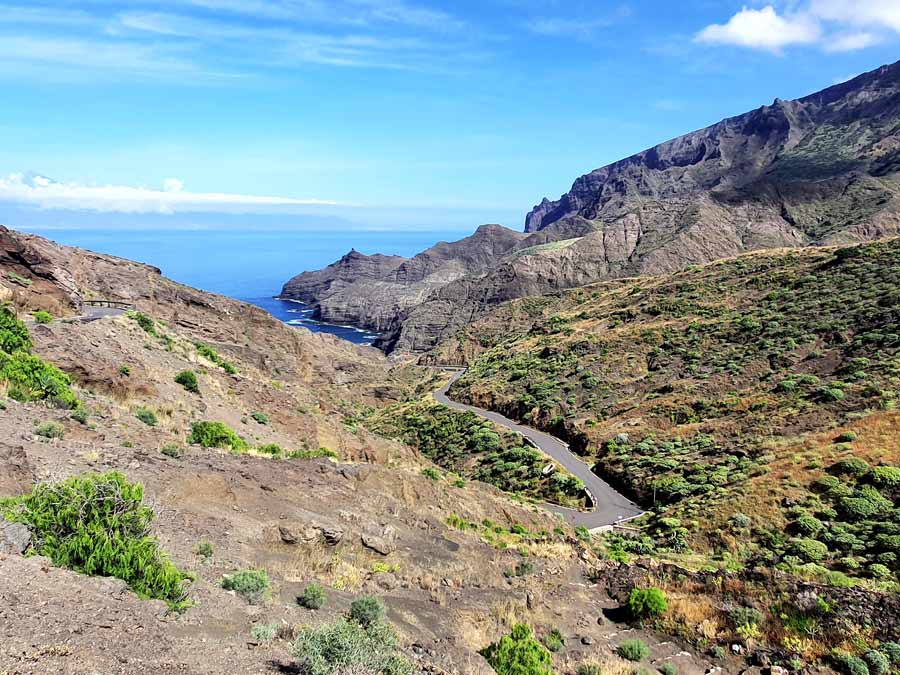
0, 0, 474, 79
0, 173, 337, 214
695, 1, 900, 53
524, 4, 631, 39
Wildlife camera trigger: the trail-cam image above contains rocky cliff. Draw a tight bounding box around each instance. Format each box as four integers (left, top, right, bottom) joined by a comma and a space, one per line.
286, 59, 900, 354
279, 223, 527, 331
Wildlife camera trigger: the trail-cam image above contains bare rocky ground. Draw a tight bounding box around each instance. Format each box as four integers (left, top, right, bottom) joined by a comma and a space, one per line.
0, 227, 740, 674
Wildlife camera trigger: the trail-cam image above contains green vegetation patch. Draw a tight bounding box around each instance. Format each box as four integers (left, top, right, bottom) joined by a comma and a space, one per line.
187, 421, 248, 452
0, 472, 190, 609
0, 305, 77, 408
369, 398, 586, 508
479, 623, 554, 675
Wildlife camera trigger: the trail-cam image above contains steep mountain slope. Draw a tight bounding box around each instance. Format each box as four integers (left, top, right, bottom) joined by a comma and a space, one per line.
284, 60, 900, 354
440, 238, 900, 587
526, 61, 900, 244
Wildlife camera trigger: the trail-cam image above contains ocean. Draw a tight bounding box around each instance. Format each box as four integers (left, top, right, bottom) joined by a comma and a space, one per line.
24, 228, 469, 345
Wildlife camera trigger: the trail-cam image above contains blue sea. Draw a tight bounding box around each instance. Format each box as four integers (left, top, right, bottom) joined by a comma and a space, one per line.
24, 228, 469, 345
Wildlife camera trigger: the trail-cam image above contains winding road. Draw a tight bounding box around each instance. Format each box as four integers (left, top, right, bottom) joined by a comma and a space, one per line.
434, 371, 644, 531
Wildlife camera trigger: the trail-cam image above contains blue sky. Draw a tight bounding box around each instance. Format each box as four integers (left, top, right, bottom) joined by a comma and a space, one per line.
1, 0, 899, 231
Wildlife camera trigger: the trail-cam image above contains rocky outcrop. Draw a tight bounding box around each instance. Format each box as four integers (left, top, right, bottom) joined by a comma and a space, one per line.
279, 224, 527, 332
280, 249, 406, 305
287, 60, 900, 354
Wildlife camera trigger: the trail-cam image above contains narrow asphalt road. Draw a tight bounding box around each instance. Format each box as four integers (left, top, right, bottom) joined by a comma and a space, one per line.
434, 372, 644, 530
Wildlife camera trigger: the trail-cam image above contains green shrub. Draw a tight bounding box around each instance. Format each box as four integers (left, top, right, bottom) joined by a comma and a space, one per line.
789, 537, 829, 562
728, 606, 763, 629
196, 541, 213, 558
161, 444, 183, 459
174, 370, 199, 394
257, 443, 284, 457
505, 560, 535, 577
0, 351, 77, 408
292, 617, 414, 675
617, 639, 650, 662
0, 472, 190, 608
250, 411, 269, 425
660, 664, 678, 675
864, 650, 890, 675
834, 653, 871, 675
479, 624, 554, 675
870, 466, 900, 489
577, 665, 602, 675
127, 311, 157, 336
70, 406, 89, 424
119, 364, 131, 376
835, 431, 858, 443
286, 447, 338, 460
187, 421, 247, 452
251, 623, 278, 643
543, 628, 564, 653
627, 587, 668, 620
222, 361, 237, 375
5, 271, 31, 287
880, 642, 900, 665
135, 407, 158, 427
421, 467, 440, 481
298, 582, 327, 610
221, 569, 269, 604
0, 304, 32, 353
32, 310, 53, 324
349, 596, 385, 628
35, 421, 65, 439
834, 458, 870, 477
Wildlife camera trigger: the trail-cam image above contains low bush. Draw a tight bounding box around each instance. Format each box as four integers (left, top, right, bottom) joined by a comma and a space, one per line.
127, 311, 157, 336
32, 310, 53, 324
0, 351, 77, 408
627, 587, 668, 620
421, 467, 440, 481
660, 664, 678, 675
222, 569, 269, 604
0, 472, 190, 609
479, 624, 554, 675
251, 623, 278, 643
250, 411, 269, 425
187, 421, 247, 452
161, 444, 183, 459
174, 370, 199, 394
298, 582, 327, 610
349, 596, 385, 628
617, 639, 650, 662
543, 628, 564, 652
864, 650, 890, 675
196, 541, 213, 558
0, 304, 32, 353
35, 421, 65, 439
135, 407, 158, 427
292, 617, 414, 675
577, 666, 602, 675
70, 406, 89, 425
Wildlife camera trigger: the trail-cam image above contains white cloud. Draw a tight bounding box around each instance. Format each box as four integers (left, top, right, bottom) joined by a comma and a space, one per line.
823, 31, 883, 52
811, 0, 900, 33
695, 6, 819, 52
696, 1, 900, 53
0, 173, 337, 214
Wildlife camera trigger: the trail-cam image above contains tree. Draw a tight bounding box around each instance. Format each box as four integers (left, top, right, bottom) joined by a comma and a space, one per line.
480, 624, 555, 675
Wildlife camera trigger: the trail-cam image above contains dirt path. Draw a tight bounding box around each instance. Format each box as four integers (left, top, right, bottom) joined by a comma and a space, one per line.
434, 371, 644, 530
